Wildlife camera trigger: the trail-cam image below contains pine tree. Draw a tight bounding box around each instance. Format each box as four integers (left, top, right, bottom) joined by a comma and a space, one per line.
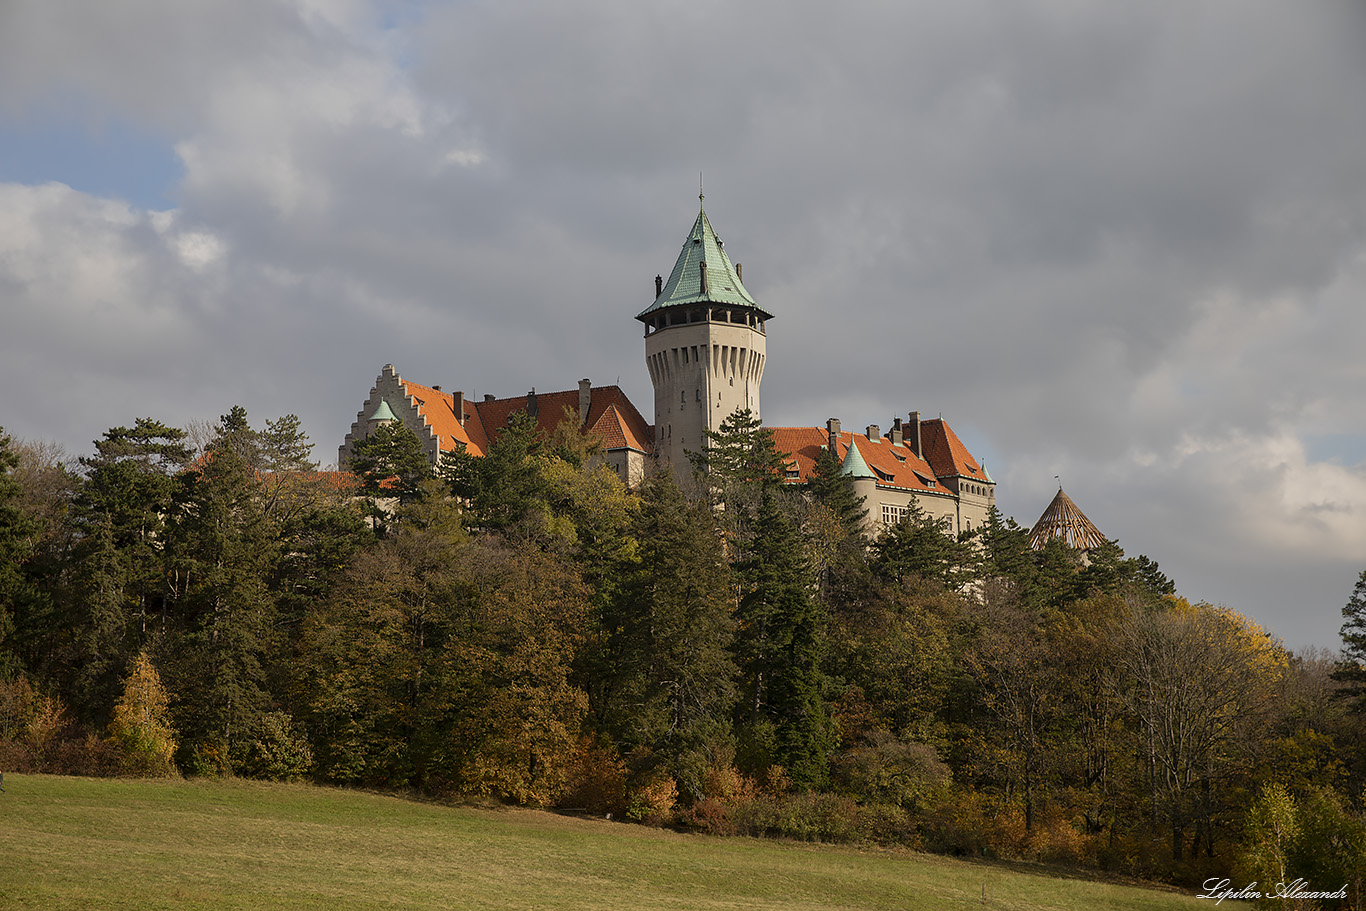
806, 445, 867, 536
1333, 569, 1366, 712
162, 418, 278, 772
871, 498, 976, 592
0, 428, 39, 679
349, 420, 432, 508
441, 410, 546, 533
597, 469, 736, 800
737, 489, 834, 789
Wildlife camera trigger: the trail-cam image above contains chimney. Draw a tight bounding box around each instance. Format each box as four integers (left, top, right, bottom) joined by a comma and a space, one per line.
527, 388, 538, 419
655, 274, 663, 297
432, 385, 441, 392
736, 262, 743, 282
907, 412, 922, 458
484, 394, 495, 403
826, 418, 841, 455
890, 417, 903, 447
452, 391, 464, 427
579, 378, 591, 425
866, 424, 879, 442
699, 260, 708, 295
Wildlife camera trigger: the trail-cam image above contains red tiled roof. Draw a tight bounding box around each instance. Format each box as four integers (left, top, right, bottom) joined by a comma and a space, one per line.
400, 379, 490, 456
921, 418, 985, 480
402, 381, 653, 456
771, 421, 984, 494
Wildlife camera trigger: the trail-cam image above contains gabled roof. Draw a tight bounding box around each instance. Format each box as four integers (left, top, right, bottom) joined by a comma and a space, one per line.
921, 418, 988, 481
399, 379, 490, 456
637, 200, 770, 320
400, 380, 653, 457
770, 426, 964, 496
1029, 488, 1107, 551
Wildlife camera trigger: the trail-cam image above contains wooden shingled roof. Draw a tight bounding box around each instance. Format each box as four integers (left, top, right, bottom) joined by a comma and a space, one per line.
1029, 488, 1107, 551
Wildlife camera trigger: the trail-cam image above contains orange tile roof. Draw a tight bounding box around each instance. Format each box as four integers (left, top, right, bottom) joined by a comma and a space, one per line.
402, 381, 654, 457
920, 418, 984, 480
400, 379, 490, 456
771, 421, 985, 494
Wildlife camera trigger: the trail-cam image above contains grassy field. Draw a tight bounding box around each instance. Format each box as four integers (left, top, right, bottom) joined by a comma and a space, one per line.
0, 774, 1212, 911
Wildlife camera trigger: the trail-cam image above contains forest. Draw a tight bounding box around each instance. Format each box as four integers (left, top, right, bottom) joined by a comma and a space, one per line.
2, 406, 1365, 903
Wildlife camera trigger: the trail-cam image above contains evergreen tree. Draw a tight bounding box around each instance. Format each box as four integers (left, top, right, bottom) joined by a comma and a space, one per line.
806, 445, 867, 536
162, 417, 278, 772
441, 410, 546, 534
737, 489, 834, 789
61, 419, 190, 720
1333, 569, 1366, 712
0, 428, 39, 679
596, 469, 736, 800
871, 498, 976, 592
349, 420, 432, 508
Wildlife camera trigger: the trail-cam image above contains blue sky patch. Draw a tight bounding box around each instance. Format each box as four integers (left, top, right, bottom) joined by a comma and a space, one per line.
0, 116, 183, 210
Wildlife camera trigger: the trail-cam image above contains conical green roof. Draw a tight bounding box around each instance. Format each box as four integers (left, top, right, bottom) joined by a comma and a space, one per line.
840, 439, 875, 479
637, 199, 770, 320
368, 399, 398, 422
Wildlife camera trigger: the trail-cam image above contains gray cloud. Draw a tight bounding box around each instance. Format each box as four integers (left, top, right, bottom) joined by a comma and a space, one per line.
2, 0, 1366, 648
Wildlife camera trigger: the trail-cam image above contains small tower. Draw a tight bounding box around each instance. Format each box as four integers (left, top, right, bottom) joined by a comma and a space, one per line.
1029, 487, 1107, 551
638, 196, 772, 471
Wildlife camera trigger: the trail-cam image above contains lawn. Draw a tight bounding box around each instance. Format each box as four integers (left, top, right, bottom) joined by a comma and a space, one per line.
0, 774, 1211, 910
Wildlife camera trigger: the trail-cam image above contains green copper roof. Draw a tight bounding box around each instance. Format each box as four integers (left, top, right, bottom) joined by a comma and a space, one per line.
368, 399, 398, 422
840, 439, 875, 479
637, 199, 771, 320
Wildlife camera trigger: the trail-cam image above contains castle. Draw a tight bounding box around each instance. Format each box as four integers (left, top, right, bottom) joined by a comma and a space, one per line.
341, 197, 996, 536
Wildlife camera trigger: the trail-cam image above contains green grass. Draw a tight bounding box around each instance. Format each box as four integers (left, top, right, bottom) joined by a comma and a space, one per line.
0, 774, 1210, 911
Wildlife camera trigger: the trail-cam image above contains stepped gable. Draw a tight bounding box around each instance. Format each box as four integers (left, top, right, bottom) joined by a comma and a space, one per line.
1029, 487, 1107, 551
399, 378, 489, 456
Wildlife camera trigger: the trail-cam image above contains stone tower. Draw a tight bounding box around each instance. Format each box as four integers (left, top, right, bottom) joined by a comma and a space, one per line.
637, 196, 772, 471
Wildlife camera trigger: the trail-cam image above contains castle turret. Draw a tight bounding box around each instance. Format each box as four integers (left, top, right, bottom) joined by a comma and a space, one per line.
637, 195, 771, 471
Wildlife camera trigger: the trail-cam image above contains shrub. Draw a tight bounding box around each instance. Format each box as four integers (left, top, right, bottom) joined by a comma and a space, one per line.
626, 773, 678, 825
242, 712, 314, 781
557, 737, 628, 816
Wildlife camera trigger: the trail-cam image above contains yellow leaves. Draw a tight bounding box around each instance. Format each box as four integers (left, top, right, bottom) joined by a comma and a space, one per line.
106, 652, 178, 777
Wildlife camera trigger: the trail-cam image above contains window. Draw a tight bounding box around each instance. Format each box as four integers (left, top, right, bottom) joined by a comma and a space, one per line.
695, 389, 701, 401
881, 503, 911, 525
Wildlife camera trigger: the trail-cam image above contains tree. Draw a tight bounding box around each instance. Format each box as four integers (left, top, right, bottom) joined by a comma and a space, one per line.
871, 498, 976, 592
349, 420, 432, 509
441, 410, 546, 534
737, 488, 834, 789
0, 428, 40, 679
1114, 599, 1287, 861
1333, 570, 1366, 712
595, 469, 737, 801
161, 416, 279, 772
106, 651, 178, 776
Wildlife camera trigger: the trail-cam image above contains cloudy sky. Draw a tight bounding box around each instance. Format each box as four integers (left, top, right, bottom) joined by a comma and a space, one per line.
3, 0, 1365, 650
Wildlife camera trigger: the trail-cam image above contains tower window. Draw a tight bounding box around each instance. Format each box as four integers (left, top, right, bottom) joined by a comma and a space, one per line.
681, 391, 686, 403
696, 389, 701, 401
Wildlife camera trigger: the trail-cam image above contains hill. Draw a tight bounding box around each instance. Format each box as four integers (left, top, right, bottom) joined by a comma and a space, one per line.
0, 774, 1209, 911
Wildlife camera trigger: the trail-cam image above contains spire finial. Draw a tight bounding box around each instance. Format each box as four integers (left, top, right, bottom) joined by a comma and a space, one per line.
699, 170, 704, 207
